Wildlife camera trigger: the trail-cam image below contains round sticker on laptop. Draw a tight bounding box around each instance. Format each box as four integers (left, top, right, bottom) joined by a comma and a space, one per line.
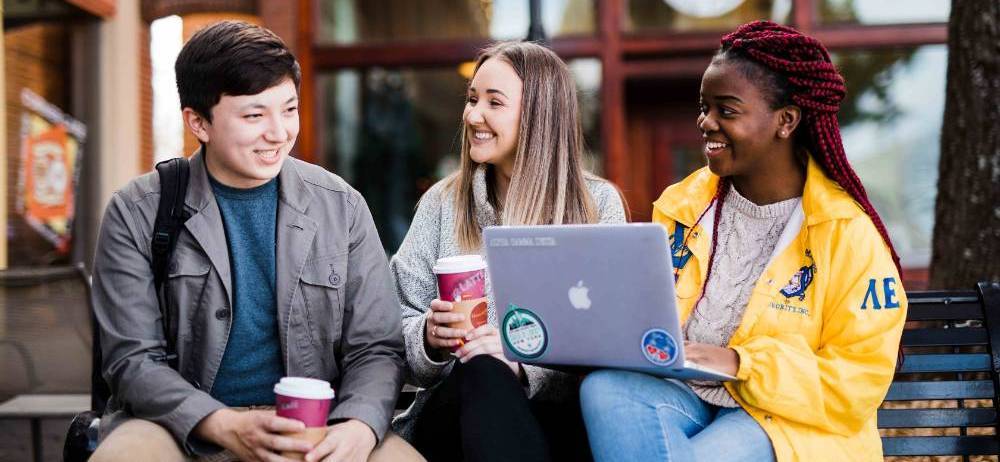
502, 306, 548, 359
641, 328, 678, 367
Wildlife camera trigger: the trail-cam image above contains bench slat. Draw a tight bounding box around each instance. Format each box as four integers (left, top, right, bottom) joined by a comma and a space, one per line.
906, 304, 983, 321
901, 328, 987, 347
877, 408, 996, 428
0, 394, 90, 418
881, 436, 1000, 456
907, 291, 980, 304
884, 381, 995, 401
896, 354, 992, 373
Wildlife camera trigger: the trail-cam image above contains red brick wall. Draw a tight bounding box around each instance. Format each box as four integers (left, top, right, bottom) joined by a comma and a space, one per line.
140, 22, 153, 171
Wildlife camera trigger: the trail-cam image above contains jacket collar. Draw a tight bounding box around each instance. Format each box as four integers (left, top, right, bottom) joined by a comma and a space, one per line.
652, 155, 862, 229
185, 148, 313, 214
182, 149, 314, 309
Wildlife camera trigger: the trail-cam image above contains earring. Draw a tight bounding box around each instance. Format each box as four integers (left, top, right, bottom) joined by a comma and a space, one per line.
780, 130, 787, 137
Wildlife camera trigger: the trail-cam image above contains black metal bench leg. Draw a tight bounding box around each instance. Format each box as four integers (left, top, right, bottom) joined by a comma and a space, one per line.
31, 417, 43, 462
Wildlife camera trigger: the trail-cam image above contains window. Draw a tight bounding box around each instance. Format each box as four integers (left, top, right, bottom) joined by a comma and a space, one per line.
834, 45, 947, 268
819, 0, 949, 25
317, 58, 603, 252
625, 0, 791, 33
315, 0, 595, 45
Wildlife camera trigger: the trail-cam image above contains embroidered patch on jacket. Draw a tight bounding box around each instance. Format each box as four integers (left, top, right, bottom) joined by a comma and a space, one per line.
779, 250, 816, 301
669, 224, 693, 271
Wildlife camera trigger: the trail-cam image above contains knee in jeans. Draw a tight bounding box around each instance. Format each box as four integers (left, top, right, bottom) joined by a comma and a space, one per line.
581, 370, 623, 399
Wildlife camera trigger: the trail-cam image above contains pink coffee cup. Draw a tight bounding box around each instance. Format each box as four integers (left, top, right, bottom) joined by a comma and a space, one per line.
433, 255, 487, 303
434, 255, 489, 351
274, 377, 336, 428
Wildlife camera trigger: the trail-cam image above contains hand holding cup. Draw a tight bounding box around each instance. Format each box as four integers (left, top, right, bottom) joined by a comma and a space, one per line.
430, 255, 490, 354
425, 299, 469, 351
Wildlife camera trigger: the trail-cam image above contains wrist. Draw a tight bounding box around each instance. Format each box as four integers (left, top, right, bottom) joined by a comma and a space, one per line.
340, 419, 377, 445
194, 408, 235, 444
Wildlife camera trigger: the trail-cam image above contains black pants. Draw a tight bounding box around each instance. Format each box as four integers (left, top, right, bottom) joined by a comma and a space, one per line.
412, 355, 592, 462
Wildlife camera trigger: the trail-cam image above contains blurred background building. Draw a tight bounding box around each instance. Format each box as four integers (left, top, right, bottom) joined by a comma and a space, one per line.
0, 2, 949, 453
2, 0, 950, 282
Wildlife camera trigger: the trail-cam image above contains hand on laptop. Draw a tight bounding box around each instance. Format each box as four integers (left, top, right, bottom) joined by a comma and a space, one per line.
425, 299, 469, 352
458, 325, 524, 379
684, 341, 740, 377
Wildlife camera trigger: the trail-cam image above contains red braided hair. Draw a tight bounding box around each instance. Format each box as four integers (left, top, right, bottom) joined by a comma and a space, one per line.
708, 20, 901, 277
691, 21, 903, 314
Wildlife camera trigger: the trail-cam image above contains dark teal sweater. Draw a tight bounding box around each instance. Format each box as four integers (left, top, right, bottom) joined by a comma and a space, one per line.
208, 176, 283, 406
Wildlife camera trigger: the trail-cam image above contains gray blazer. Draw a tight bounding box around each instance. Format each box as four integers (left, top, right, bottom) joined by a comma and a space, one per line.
92, 152, 404, 455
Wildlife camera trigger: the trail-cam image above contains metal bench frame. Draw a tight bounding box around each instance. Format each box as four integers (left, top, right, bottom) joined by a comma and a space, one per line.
879, 282, 1000, 457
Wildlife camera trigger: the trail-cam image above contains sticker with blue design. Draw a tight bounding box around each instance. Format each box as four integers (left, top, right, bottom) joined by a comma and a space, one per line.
641, 328, 678, 367
502, 305, 548, 359
670, 224, 693, 272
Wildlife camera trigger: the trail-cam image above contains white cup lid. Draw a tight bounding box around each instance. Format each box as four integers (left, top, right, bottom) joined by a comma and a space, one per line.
273, 377, 335, 400
433, 254, 486, 274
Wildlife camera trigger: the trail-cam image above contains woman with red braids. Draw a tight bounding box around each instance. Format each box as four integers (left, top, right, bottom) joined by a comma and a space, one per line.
579, 21, 906, 461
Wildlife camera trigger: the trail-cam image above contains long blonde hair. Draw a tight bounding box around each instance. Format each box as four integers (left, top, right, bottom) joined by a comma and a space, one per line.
451, 41, 598, 252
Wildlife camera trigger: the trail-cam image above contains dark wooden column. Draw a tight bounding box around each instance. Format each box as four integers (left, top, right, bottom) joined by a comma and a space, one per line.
599, 0, 626, 192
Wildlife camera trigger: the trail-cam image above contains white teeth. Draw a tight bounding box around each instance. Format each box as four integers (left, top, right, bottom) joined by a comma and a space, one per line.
473, 131, 495, 140
706, 141, 728, 150
255, 149, 279, 158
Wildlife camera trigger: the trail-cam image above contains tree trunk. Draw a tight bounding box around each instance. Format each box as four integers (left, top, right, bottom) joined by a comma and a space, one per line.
929, 1, 1000, 289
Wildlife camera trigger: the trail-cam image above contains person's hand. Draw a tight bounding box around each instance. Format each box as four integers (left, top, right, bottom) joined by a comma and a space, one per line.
684, 341, 740, 377
425, 299, 469, 353
456, 324, 522, 378
194, 409, 313, 462
304, 419, 377, 462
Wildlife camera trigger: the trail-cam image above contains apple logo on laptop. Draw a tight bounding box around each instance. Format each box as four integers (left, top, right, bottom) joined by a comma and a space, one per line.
568, 281, 592, 309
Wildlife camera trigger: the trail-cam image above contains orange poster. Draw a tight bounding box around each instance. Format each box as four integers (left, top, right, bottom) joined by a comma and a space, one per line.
17, 89, 86, 254
22, 124, 72, 220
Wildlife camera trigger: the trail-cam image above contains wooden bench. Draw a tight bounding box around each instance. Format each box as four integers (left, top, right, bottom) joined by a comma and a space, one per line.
0, 394, 90, 462
879, 281, 1000, 457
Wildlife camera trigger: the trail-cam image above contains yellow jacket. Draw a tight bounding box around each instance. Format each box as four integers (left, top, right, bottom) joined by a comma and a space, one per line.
652, 157, 907, 461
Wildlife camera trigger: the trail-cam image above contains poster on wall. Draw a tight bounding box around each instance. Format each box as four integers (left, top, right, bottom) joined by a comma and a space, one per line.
16, 89, 87, 254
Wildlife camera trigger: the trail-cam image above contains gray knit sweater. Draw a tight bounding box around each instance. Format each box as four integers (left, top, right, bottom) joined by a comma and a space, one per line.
685, 186, 800, 407
390, 165, 626, 441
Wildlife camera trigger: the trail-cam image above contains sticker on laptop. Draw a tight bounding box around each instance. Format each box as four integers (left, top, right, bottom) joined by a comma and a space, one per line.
641, 328, 678, 367
502, 305, 548, 359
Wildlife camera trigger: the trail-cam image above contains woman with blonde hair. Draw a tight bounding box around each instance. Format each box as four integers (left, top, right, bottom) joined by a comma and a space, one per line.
390, 41, 626, 462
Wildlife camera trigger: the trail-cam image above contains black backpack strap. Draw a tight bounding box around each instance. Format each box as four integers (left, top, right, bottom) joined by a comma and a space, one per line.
152, 157, 190, 367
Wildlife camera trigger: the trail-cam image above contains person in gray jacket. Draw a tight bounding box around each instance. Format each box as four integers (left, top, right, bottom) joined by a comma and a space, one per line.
90, 21, 420, 462
391, 41, 626, 462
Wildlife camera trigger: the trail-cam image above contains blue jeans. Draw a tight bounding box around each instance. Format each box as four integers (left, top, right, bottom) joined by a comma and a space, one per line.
580, 370, 775, 462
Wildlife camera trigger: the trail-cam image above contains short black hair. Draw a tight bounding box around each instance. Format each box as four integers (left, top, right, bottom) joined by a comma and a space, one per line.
175, 20, 300, 122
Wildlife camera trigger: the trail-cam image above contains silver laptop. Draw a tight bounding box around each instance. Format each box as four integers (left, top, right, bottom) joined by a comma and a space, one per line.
483, 223, 735, 381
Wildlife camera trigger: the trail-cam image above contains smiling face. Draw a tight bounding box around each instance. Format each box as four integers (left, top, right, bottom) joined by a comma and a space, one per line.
463, 57, 524, 175
697, 60, 787, 180
185, 77, 299, 188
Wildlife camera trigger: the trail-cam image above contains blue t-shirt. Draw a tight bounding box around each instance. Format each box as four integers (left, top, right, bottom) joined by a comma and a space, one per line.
208, 175, 284, 406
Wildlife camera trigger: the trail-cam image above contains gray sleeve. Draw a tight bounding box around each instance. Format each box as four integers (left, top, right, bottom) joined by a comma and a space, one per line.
593, 181, 627, 224
329, 193, 407, 442
390, 186, 456, 388
92, 192, 226, 456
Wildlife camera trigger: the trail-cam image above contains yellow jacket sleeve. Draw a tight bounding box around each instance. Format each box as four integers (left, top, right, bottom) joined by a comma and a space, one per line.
729, 218, 907, 436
